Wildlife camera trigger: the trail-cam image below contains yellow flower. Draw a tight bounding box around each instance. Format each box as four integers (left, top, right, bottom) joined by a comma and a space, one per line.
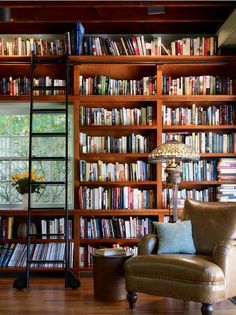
39, 175, 45, 182
22, 171, 29, 179
11, 170, 45, 195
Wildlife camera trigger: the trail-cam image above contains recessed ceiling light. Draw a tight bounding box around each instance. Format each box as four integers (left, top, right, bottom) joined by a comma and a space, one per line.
0, 8, 11, 21
147, 7, 165, 15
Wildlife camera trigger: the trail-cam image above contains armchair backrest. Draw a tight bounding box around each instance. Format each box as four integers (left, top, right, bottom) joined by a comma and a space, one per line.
182, 199, 236, 256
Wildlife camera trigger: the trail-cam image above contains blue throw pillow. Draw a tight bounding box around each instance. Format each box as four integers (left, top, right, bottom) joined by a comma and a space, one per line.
153, 220, 196, 254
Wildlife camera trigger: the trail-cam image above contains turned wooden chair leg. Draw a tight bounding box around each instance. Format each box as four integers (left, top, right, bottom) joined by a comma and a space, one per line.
201, 303, 213, 315
127, 291, 137, 310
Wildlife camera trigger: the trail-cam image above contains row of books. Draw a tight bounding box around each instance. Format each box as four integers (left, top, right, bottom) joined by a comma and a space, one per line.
79, 160, 155, 182
33, 78, 66, 96
0, 77, 66, 96
79, 187, 155, 210
41, 218, 73, 239
82, 35, 216, 56
0, 37, 65, 56
0, 216, 14, 239
0, 33, 216, 57
162, 187, 217, 209
82, 36, 167, 56
79, 133, 151, 154
180, 160, 217, 181
80, 216, 153, 239
79, 105, 153, 126
162, 76, 234, 95
162, 104, 236, 126
0, 242, 74, 268
79, 75, 157, 95
170, 37, 216, 56
163, 132, 236, 153
80, 245, 138, 267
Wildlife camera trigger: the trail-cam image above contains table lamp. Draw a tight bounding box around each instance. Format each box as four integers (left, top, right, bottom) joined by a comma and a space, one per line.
148, 139, 200, 222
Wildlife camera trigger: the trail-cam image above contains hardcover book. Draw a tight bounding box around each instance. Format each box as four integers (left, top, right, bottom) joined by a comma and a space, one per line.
95, 248, 126, 256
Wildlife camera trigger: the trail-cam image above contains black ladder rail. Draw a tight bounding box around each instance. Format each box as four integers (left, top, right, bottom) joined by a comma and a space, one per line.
13, 53, 80, 290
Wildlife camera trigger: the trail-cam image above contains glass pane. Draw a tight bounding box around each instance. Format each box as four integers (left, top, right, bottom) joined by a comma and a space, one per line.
11, 115, 29, 135
11, 136, 29, 157
0, 183, 10, 204
0, 137, 10, 157
0, 161, 9, 180
32, 137, 65, 157
31, 160, 72, 182
11, 187, 22, 204
0, 115, 11, 135
33, 114, 66, 133
11, 160, 28, 175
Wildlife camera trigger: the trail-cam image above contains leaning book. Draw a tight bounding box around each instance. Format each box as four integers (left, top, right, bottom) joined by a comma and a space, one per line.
95, 248, 126, 256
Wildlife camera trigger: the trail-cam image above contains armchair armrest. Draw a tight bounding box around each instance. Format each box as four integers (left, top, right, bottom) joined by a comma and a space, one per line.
213, 239, 236, 298
138, 234, 158, 255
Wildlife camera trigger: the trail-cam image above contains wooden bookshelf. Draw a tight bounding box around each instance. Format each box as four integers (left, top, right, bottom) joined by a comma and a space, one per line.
0, 51, 236, 275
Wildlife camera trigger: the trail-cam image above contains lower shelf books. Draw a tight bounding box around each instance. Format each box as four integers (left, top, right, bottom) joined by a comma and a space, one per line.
95, 247, 126, 256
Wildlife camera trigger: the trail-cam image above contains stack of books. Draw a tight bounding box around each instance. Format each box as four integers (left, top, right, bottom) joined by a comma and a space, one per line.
95, 248, 127, 256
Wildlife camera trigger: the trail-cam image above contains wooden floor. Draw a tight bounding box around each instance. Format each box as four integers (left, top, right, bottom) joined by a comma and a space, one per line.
0, 275, 236, 315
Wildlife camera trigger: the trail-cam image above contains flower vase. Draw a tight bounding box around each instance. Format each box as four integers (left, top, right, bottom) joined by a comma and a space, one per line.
22, 193, 28, 209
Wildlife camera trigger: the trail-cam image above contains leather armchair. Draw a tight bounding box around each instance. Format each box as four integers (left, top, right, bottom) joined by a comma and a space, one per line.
124, 199, 236, 315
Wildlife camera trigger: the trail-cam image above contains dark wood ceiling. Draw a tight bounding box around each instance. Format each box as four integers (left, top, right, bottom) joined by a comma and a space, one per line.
0, 1, 235, 35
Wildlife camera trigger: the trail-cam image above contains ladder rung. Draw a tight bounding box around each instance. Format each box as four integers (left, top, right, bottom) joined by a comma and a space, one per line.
31, 180, 66, 185
32, 109, 66, 114
31, 157, 66, 161
27, 207, 66, 210
31, 132, 66, 137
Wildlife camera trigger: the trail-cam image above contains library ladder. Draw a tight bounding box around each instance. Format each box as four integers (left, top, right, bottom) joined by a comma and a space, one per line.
13, 54, 80, 290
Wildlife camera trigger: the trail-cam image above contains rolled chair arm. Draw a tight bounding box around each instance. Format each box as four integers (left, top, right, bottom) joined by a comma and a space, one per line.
138, 234, 158, 255
213, 239, 236, 298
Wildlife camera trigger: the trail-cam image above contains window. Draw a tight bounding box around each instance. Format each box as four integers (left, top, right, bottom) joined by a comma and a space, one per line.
0, 103, 73, 208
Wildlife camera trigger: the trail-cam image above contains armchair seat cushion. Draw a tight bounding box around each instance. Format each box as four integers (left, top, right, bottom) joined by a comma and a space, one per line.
125, 254, 226, 303
125, 254, 224, 284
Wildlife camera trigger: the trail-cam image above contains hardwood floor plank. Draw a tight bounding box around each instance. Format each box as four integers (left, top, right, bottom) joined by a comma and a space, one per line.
0, 275, 235, 315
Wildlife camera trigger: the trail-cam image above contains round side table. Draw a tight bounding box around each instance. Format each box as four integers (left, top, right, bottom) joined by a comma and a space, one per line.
92, 253, 133, 301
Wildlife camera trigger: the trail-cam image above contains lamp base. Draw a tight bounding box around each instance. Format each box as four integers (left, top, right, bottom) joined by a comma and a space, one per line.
168, 215, 175, 223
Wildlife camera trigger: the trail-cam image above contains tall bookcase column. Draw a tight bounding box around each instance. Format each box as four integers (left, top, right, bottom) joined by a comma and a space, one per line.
156, 64, 164, 210
73, 64, 81, 274
73, 64, 80, 209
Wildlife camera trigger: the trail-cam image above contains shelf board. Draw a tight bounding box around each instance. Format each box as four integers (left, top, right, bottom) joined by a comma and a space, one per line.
79, 95, 157, 102
79, 181, 157, 186
0, 209, 76, 216
80, 125, 157, 131
162, 181, 236, 188
78, 209, 166, 216
70, 55, 236, 64
161, 95, 236, 102
0, 95, 75, 102
0, 238, 74, 244
3, 55, 235, 66
163, 125, 236, 131
200, 153, 236, 158
78, 95, 236, 103
80, 238, 141, 245
80, 153, 149, 159
0, 267, 70, 272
